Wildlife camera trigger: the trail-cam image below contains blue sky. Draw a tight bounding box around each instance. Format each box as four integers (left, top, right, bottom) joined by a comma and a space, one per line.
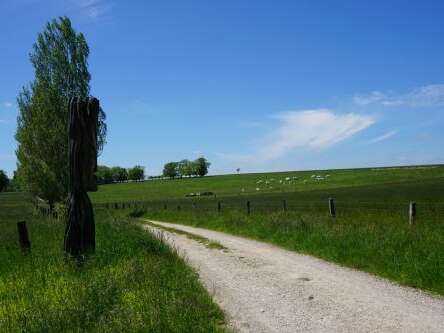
1, 0, 444, 177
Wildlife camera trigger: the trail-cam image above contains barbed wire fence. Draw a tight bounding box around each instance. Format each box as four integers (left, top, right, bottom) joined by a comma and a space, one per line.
90, 196, 444, 225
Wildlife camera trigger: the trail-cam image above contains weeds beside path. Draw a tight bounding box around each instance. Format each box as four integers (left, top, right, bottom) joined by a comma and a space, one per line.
0, 192, 226, 332
144, 207, 444, 296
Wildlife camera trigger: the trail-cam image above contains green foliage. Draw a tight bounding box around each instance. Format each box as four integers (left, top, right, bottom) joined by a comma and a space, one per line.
162, 157, 211, 179
194, 157, 210, 177
0, 170, 8, 192
96, 165, 113, 185
97, 165, 143, 184
128, 165, 145, 181
0, 193, 226, 332
163, 161, 178, 178
127, 207, 147, 218
54, 202, 67, 221
111, 166, 128, 182
15, 16, 107, 205
178, 159, 195, 177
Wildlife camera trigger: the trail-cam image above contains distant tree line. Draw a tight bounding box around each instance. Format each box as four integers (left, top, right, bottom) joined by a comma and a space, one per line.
163, 157, 210, 178
96, 165, 145, 184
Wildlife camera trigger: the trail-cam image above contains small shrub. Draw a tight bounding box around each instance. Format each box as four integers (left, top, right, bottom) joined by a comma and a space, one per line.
128, 208, 147, 218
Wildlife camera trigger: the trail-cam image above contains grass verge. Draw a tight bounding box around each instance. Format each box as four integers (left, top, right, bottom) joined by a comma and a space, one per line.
144, 220, 227, 251
144, 208, 444, 296
0, 192, 226, 332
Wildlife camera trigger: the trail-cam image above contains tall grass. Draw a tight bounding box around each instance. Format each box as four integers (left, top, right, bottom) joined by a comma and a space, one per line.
0, 193, 226, 332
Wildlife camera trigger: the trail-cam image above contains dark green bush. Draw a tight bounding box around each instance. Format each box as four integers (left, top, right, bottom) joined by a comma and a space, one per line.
128, 208, 147, 218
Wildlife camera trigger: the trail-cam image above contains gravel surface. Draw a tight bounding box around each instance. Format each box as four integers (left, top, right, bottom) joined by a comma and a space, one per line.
143, 220, 444, 333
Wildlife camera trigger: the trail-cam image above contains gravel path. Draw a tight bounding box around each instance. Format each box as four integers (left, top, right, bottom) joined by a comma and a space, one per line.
143, 220, 444, 333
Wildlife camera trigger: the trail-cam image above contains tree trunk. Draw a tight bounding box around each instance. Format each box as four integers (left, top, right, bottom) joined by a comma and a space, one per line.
64, 97, 99, 257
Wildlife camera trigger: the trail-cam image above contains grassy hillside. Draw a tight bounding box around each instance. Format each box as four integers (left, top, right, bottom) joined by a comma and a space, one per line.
88, 165, 444, 295
91, 165, 444, 204
0, 192, 226, 332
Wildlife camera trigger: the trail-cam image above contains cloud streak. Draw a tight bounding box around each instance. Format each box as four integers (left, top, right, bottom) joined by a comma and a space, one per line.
2, 102, 13, 108
71, 0, 112, 20
221, 109, 375, 164
368, 130, 398, 144
354, 84, 444, 107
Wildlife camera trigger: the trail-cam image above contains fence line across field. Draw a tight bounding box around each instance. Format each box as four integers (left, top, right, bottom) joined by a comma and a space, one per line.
33, 195, 443, 225
89, 197, 444, 225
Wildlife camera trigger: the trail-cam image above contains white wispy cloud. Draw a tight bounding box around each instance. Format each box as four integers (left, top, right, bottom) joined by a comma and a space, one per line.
368, 129, 398, 144
191, 150, 204, 156
73, 0, 112, 20
220, 109, 375, 164
353, 91, 386, 106
2, 102, 13, 108
354, 84, 444, 107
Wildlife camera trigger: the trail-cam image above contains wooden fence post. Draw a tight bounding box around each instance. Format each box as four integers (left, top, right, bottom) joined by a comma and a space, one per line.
247, 201, 251, 215
409, 202, 416, 225
218, 201, 221, 213
283, 199, 287, 212
17, 221, 31, 254
329, 198, 336, 218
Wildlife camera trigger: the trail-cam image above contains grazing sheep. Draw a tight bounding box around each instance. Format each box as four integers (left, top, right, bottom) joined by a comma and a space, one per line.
256, 187, 260, 191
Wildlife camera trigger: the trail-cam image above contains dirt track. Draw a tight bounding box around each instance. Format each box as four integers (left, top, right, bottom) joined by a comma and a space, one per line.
143, 220, 444, 333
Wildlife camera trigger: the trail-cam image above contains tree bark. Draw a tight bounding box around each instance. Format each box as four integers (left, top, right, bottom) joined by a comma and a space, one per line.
64, 97, 99, 257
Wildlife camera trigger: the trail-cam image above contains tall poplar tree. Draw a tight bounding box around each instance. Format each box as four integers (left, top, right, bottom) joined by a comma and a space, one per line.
15, 17, 106, 209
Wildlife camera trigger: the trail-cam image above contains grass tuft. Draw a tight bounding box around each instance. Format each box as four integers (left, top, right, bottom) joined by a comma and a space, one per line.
144, 220, 227, 251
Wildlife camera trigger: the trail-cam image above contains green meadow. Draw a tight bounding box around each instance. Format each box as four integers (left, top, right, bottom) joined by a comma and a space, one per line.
0, 192, 226, 332
91, 164, 444, 203
92, 165, 444, 295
